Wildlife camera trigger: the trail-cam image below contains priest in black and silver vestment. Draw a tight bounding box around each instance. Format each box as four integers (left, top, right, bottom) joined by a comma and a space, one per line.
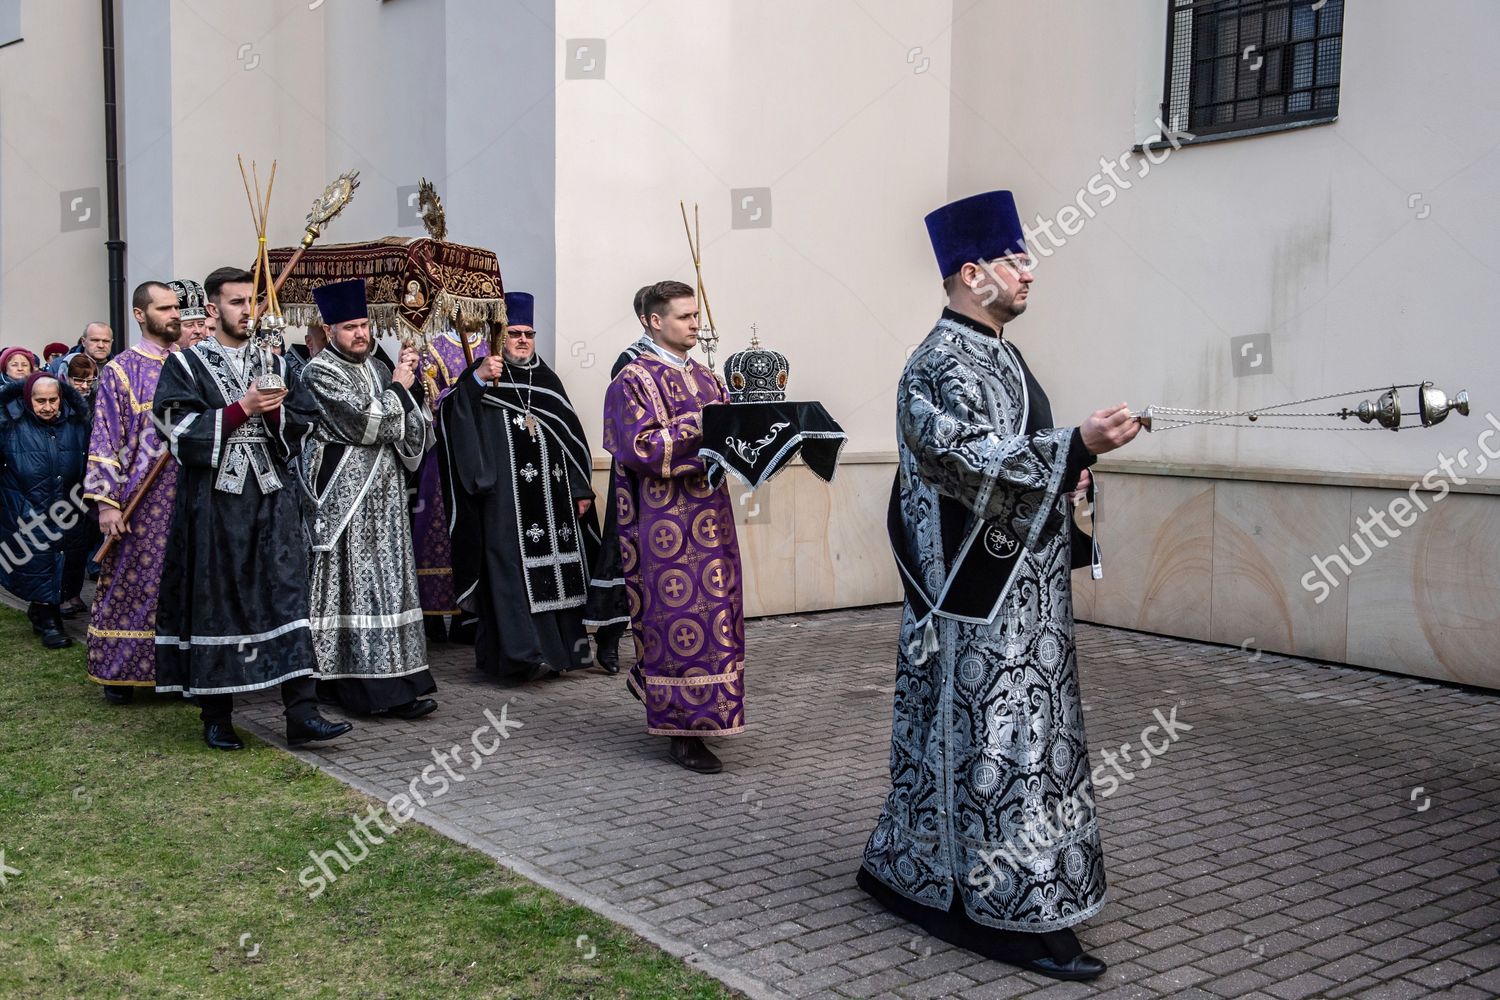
154, 266, 352, 752
858, 191, 1142, 981
294, 279, 438, 720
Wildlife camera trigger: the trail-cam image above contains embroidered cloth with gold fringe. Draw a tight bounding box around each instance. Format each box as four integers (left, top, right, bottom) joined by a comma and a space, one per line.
265, 236, 506, 339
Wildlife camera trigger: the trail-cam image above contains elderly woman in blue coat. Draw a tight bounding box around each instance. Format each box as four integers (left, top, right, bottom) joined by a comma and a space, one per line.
0, 371, 92, 648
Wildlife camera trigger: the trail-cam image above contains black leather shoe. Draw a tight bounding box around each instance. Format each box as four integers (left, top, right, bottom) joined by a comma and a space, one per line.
388, 698, 437, 720
102, 686, 135, 705
43, 605, 72, 653
597, 651, 621, 675
203, 722, 245, 751
287, 715, 353, 747
42, 628, 73, 649
1023, 953, 1107, 981
59, 599, 88, 618
668, 736, 723, 774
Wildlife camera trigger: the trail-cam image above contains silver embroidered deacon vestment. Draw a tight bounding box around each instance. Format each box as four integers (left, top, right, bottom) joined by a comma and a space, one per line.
862, 312, 1104, 932
154, 340, 317, 696
296, 346, 436, 712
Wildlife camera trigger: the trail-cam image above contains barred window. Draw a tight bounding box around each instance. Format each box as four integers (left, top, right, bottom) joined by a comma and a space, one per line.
1164, 0, 1344, 138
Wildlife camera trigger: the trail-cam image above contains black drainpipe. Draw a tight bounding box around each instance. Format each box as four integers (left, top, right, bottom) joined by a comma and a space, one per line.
101, 0, 126, 351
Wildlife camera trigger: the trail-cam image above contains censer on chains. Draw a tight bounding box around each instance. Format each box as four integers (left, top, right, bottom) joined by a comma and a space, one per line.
1133, 382, 1471, 433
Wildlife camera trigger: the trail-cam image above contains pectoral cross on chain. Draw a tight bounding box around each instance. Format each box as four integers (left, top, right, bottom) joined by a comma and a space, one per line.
513, 412, 540, 441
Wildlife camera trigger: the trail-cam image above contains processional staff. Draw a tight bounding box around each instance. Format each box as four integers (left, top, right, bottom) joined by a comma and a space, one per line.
93, 167, 360, 563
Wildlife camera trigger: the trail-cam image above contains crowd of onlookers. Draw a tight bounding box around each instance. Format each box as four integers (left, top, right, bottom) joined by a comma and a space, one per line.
0, 327, 116, 647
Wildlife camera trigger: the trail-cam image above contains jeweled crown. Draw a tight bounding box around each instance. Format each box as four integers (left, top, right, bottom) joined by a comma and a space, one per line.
724, 324, 789, 403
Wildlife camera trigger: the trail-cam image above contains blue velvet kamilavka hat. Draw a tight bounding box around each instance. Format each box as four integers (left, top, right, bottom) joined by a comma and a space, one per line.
311, 278, 369, 326
924, 190, 1028, 279
503, 291, 535, 328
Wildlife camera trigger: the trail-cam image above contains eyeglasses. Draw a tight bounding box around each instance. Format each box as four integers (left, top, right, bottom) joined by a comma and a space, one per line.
985, 255, 1037, 273
506, 330, 536, 340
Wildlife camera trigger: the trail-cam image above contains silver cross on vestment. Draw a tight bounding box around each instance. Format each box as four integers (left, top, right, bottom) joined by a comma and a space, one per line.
514, 412, 538, 440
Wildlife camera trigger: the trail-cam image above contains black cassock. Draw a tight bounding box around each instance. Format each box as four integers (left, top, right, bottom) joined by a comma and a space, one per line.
154, 341, 318, 695
438, 357, 606, 680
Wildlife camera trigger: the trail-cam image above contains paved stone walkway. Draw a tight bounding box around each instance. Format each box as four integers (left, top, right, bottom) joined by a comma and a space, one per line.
217, 607, 1500, 999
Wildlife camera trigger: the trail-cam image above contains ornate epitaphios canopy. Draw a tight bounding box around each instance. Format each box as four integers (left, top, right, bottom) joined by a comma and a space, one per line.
264, 236, 506, 339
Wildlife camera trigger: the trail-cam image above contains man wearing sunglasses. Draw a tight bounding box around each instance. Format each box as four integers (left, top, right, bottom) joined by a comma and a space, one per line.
440, 291, 608, 685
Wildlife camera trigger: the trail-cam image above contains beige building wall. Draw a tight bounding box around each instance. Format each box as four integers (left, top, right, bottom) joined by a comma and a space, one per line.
6, 2, 1495, 685
950, 0, 1500, 480
0, 1, 332, 349
946, 1, 1500, 686
552, 0, 954, 456
0, 0, 109, 351
554, 0, 951, 619
164, 0, 329, 285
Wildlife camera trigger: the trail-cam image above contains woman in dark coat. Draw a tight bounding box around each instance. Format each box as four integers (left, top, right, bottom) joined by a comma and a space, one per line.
0, 372, 92, 648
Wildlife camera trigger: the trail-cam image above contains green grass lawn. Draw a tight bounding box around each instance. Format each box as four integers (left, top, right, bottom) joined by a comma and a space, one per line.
0, 608, 737, 1000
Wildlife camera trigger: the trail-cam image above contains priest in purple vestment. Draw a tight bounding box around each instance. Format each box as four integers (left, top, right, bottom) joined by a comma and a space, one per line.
84, 280, 183, 704
412, 316, 489, 640
602, 279, 746, 774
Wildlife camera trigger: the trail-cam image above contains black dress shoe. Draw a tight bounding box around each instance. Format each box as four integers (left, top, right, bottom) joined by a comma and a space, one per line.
388, 698, 437, 720
287, 715, 354, 747
1023, 953, 1107, 981
203, 722, 245, 751
28, 603, 70, 647
668, 736, 723, 774
597, 652, 621, 675
41, 628, 73, 649
59, 599, 88, 618
102, 686, 135, 705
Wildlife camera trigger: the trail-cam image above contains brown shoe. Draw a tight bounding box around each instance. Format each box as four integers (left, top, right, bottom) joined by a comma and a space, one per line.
668, 736, 722, 774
